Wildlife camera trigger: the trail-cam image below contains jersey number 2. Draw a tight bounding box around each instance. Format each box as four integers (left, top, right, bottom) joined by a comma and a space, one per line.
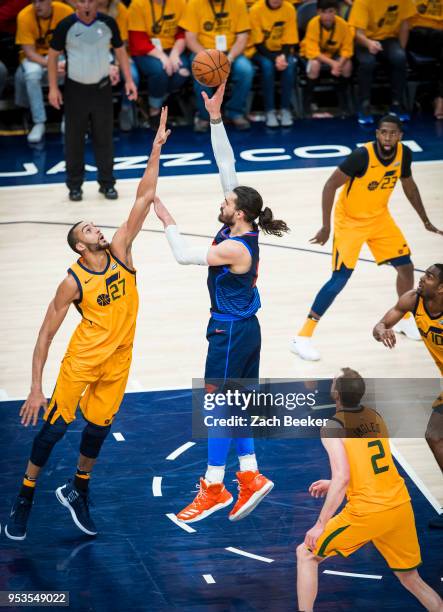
368, 440, 389, 475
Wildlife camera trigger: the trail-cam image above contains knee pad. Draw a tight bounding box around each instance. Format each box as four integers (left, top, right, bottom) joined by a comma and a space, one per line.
30, 416, 68, 467
80, 421, 111, 459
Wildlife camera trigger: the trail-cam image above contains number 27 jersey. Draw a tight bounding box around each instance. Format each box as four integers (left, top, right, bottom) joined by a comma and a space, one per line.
66, 250, 139, 367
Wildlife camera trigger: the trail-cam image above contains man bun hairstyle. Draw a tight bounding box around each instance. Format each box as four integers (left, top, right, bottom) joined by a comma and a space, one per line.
67, 221, 83, 254
233, 186, 290, 237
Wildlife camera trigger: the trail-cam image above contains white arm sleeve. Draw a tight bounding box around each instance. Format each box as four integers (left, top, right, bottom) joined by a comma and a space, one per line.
210, 120, 239, 195
165, 225, 209, 266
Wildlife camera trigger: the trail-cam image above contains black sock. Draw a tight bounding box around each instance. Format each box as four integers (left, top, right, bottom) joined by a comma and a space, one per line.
74, 468, 91, 494
20, 474, 36, 501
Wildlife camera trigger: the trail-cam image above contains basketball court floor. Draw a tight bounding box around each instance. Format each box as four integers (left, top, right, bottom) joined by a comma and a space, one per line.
0, 115, 442, 610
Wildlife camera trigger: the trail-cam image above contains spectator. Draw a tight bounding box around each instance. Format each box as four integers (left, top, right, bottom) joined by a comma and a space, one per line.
348, 0, 416, 125
128, 0, 189, 129
300, 0, 353, 118
180, 0, 253, 132
0, 0, 29, 70
250, 0, 298, 127
408, 1, 443, 120
15, 0, 73, 143
47, 0, 137, 202
0, 59, 7, 97
97, 0, 140, 131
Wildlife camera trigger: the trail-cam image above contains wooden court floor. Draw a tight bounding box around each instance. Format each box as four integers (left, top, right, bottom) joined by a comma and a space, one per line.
0, 162, 442, 504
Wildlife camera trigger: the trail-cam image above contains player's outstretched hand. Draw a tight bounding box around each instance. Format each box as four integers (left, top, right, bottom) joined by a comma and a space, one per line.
202, 82, 226, 117
153, 196, 174, 227
20, 390, 47, 427
309, 226, 330, 245
373, 324, 396, 349
153, 107, 171, 147
424, 220, 443, 235
309, 480, 330, 498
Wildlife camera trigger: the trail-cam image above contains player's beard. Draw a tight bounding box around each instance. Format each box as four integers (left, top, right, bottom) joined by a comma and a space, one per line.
91, 240, 109, 252
218, 210, 235, 226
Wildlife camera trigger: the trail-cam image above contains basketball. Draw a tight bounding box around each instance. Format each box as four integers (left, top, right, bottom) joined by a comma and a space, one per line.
191, 49, 231, 88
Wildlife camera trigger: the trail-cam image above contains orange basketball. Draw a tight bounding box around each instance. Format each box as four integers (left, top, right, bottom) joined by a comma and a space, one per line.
191, 49, 231, 88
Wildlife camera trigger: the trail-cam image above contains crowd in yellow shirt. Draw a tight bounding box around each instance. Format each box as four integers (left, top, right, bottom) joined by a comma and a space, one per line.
7, 0, 443, 137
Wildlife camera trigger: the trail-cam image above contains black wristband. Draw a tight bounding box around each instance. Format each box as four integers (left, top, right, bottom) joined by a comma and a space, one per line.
210, 117, 223, 124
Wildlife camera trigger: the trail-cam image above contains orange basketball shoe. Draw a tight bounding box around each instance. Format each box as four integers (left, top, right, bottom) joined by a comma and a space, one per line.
229, 471, 274, 521
176, 478, 233, 523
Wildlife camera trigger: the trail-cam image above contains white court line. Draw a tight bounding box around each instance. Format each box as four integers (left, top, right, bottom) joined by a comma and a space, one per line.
323, 570, 382, 580
203, 574, 216, 584
112, 432, 125, 442
390, 441, 442, 515
152, 476, 163, 497
166, 441, 196, 461
166, 513, 196, 533
225, 547, 274, 563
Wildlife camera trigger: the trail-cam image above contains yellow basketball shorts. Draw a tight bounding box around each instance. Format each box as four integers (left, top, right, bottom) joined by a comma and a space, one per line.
332, 211, 410, 271
313, 501, 422, 572
43, 347, 132, 427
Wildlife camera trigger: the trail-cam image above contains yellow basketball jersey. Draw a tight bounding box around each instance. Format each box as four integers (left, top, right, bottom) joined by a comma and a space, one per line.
65, 251, 139, 367
336, 142, 403, 219
331, 406, 410, 514
414, 295, 443, 375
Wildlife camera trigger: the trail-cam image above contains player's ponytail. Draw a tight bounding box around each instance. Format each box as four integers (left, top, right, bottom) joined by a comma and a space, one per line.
258, 206, 289, 237
233, 186, 289, 237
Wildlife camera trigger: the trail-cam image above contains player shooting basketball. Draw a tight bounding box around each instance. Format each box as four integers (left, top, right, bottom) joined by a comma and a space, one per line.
154, 83, 289, 523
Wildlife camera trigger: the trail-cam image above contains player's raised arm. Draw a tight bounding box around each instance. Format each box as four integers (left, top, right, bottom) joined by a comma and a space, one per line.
20, 275, 80, 427
153, 196, 247, 267
202, 83, 239, 196
373, 290, 417, 349
111, 107, 171, 259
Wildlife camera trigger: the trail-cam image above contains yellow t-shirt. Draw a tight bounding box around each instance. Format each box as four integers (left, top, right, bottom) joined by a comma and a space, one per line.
330, 406, 410, 514
66, 251, 139, 368
301, 14, 354, 59
336, 141, 404, 219
129, 0, 186, 50
348, 0, 417, 40
410, 0, 443, 30
16, 1, 73, 58
413, 295, 443, 375
179, 0, 250, 51
250, 0, 298, 51
115, 2, 128, 41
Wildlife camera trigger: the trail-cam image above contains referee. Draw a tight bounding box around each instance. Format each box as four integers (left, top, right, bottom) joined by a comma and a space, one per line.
47, 0, 137, 201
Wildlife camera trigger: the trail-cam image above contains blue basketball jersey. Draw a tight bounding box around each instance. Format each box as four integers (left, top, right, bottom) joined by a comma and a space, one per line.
207, 225, 261, 321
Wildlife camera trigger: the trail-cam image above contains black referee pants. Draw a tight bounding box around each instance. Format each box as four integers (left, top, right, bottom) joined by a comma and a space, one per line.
64, 77, 115, 191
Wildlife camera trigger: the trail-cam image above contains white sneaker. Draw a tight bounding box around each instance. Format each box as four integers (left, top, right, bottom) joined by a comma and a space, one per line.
265, 110, 279, 128
27, 123, 45, 143
290, 336, 321, 361
393, 316, 422, 341
280, 108, 293, 127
